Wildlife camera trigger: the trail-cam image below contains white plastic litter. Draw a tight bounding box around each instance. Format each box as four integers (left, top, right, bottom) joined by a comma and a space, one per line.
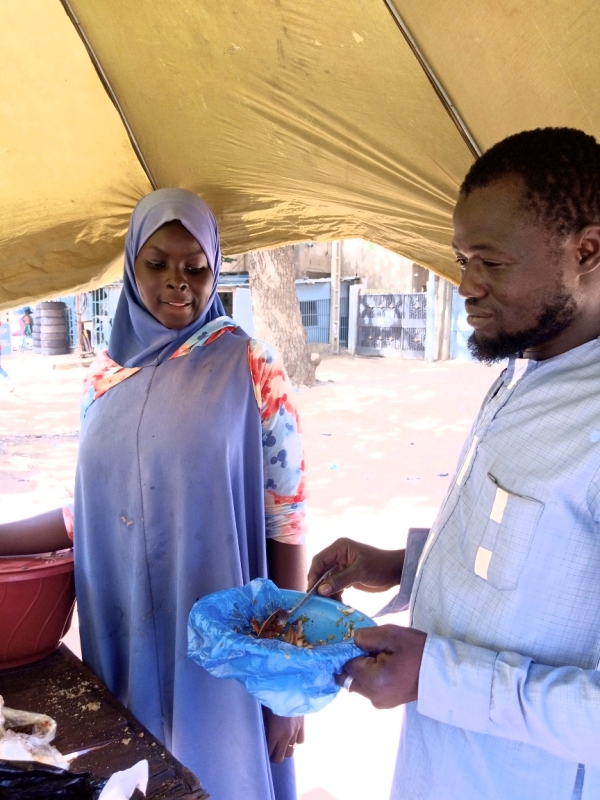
98, 760, 148, 800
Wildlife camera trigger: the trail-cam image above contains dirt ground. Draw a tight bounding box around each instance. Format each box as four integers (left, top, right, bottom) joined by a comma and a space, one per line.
0, 350, 503, 800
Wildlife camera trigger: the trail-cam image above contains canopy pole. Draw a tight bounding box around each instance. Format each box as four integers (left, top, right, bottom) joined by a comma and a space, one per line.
382, 0, 482, 160
59, 0, 158, 190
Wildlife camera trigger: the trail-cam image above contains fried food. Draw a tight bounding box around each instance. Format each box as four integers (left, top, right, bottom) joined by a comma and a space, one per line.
250, 615, 317, 647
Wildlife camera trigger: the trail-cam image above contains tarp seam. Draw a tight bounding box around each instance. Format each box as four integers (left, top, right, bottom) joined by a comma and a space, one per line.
58, 0, 158, 190
382, 0, 482, 159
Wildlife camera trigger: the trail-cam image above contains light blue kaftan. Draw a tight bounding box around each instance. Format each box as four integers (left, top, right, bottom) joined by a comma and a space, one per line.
385, 341, 600, 800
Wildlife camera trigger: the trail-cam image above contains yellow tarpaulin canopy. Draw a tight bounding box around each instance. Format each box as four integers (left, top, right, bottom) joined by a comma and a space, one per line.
2, 0, 599, 309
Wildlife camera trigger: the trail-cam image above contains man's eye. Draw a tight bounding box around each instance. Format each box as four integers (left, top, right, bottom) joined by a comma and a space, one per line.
455, 257, 467, 269
482, 260, 502, 268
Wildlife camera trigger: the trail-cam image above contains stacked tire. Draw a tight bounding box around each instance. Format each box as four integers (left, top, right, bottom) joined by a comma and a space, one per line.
33, 302, 70, 355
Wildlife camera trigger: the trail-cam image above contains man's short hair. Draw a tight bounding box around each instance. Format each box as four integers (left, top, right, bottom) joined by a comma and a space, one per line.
460, 127, 600, 240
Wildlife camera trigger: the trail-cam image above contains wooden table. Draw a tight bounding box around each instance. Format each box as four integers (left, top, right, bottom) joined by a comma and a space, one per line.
0, 645, 209, 799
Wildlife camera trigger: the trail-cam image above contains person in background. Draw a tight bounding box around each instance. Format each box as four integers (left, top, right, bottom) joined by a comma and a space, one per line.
310, 128, 600, 800
0, 342, 13, 390
0, 189, 306, 800
20, 306, 33, 352
21, 307, 33, 335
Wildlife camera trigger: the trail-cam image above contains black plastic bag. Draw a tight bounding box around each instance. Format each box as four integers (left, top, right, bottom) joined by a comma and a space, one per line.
0, 760, 106, 799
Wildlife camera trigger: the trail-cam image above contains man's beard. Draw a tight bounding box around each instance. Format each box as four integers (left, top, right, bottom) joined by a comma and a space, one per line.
467, 283, 578, 364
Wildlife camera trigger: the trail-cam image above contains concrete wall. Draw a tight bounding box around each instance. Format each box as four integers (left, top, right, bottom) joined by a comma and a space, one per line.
339, 239, 415, 293
221, 253, 247, 273
226, 241, 422, 296
294, 242, 332, 278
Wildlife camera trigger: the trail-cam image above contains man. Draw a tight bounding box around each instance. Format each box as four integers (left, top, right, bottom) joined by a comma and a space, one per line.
309, 128, 600, 800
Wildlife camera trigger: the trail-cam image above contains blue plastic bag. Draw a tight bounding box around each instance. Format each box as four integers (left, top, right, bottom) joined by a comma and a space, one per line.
187, 578, 371, 716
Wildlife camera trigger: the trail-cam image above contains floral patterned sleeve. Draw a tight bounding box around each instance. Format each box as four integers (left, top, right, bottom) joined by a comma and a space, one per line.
247, 339, 306, 545
62, 502, 74, 543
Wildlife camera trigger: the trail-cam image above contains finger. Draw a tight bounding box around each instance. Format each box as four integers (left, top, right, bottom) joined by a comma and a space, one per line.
342, 656, 382, 702
296, 720, 305, 745
317, 560, 367, 597
265, 729, 277, 761
307, 544, 347, 590
335, 671, 348, 688
271, 736, 292, 764
335, 666, 372, 698
285, 742, 297, 759
353, 624, 398, 653
345, 674, 372, 700
343, 654, 375, 681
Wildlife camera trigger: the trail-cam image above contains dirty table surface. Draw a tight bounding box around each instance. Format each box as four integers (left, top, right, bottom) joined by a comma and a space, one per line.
0, 645, 209, 799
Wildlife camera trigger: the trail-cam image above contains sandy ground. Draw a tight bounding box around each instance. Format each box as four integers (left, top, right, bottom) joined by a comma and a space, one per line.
0, 350, 503, 800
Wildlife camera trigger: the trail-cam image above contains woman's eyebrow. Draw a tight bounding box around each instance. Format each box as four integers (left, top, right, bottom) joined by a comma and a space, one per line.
144, 244, 205, 256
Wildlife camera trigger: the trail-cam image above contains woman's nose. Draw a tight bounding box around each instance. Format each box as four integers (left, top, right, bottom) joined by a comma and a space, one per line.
458, 262, 487, 300
166, 268, 188, 291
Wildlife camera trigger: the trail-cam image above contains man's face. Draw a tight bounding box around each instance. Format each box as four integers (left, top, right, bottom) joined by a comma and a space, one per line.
453, 178, 578, 363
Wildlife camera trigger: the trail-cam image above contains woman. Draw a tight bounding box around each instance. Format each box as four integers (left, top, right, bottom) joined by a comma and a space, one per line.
0, 189, 306, 800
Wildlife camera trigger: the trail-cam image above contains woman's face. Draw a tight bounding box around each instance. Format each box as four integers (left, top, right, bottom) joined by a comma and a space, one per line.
134, 221, 213, 329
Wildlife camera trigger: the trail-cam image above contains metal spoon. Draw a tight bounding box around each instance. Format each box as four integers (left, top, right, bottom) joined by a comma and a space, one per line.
63, 739, 119, 761
257, 568, 337, 638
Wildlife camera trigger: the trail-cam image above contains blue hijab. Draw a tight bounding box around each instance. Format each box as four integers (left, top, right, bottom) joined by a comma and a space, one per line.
108, 188, 226, 368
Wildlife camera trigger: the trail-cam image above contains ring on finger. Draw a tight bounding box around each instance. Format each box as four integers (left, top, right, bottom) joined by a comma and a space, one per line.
343, 674, 353, 691
287, 743, 296, 750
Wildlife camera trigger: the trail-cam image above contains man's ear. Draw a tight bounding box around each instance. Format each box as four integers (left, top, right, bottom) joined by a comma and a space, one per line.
574, 225, 600, 276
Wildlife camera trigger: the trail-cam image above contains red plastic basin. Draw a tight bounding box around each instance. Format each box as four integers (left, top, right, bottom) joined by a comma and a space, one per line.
0, 549, 75, 669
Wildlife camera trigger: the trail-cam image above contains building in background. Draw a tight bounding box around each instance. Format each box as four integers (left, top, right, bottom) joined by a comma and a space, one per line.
216, 274, 254, 336
225, 240, 466, 362
298, 241, 471, 362
21, 239, 471, 363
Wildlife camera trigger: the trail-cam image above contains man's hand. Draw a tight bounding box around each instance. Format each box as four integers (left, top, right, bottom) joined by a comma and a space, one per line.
308, 538, 405, 600
337, 625, 427, 709
263, 708, 304, 763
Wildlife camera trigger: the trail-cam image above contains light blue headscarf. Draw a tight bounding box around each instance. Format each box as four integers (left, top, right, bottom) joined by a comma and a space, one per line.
108, 188, 226, 368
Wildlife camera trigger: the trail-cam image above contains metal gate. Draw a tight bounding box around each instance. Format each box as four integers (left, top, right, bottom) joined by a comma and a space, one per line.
90, 283, 122, 347
299, 298, 330, 343
450, 285, 476, 361
357, 293, 427, 358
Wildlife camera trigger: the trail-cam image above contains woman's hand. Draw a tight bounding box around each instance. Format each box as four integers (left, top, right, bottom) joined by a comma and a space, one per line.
0, 508, 71, 556
263, 708, 304, 763
308, 538, 405, 601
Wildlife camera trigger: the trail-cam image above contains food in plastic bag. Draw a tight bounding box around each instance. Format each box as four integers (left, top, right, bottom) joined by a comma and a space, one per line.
250, 615, 310, 646
0, 696, 148, 799
0, 697, 67, 769
187, 578, 375, 716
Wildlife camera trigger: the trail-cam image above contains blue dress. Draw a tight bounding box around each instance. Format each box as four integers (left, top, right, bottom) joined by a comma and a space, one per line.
74, 327, 296, 800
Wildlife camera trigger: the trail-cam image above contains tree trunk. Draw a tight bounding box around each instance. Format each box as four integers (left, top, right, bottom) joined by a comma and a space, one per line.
247, 246, 317, 387
434, 276, 454, 361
